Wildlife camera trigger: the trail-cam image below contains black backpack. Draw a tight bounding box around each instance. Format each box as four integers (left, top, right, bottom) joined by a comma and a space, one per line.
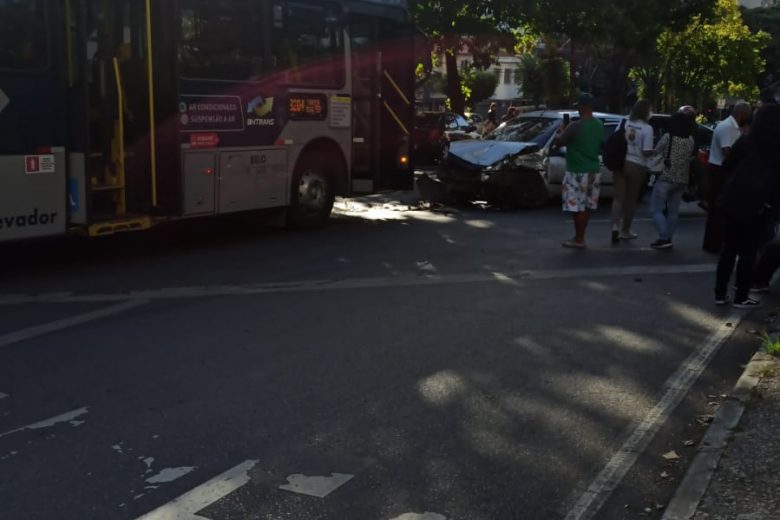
603, 119, 627, 172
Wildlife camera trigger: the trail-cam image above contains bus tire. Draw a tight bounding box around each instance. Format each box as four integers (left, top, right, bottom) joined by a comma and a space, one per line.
288, 157, 336, 229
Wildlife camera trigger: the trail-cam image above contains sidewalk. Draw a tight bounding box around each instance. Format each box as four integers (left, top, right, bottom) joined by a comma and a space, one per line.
663, 306, 780, 520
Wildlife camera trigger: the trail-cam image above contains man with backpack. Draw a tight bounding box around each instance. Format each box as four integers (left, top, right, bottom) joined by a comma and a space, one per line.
554, 93, 605, 249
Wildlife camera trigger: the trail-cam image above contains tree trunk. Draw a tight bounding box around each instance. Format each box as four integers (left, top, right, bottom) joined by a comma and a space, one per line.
445, 50, 465, 114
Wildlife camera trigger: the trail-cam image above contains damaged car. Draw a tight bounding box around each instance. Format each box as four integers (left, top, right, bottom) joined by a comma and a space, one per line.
436, 111, 623, 208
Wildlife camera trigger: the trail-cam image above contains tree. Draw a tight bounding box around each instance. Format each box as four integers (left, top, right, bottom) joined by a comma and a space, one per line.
632, 0, 769, 110
463, 68, 499, 106
412, 1, 522, 113
516, 0, 717, 109
517, 44, 569, 107
516, 0, 611, 101
743, 2, 780, 86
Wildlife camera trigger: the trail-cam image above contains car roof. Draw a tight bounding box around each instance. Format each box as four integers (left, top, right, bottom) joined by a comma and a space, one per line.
521, 110, 624, 120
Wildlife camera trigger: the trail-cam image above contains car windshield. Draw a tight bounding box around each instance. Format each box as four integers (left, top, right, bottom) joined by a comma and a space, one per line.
489, 117, 560, 146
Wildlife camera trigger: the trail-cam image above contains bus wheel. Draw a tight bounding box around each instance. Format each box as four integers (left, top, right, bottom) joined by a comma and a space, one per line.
289, 160, 335, 228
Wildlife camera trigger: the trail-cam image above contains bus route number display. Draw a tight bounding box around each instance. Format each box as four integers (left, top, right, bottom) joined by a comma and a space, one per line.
288, 94, 328, 121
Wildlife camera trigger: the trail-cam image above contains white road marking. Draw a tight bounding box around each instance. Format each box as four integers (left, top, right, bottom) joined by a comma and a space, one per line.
146, 467, 197, 484
0, 407, 88, 440
0, 264, 715, 306
0, 299, 149, 349
588, 217, 705, 224
278, 473, 354, 498
143, 457, 156, 472
135, 459, 259, 520
389, 514, 448, 520
563, 312, 743, 520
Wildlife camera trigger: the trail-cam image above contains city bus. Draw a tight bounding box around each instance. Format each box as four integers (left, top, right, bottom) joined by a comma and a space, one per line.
0, 0, 415, 241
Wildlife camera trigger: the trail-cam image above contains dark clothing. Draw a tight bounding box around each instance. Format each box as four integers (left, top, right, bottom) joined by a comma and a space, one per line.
702, 164, 727, 253
718, 155, 780, 223
487, 109, 497, 126
755, 240, 780, 287
715, 214, 765, 301
714, 154, 780, 300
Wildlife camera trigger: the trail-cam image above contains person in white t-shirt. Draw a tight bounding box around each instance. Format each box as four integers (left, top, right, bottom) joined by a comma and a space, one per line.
702, 101, 753, 253
610, 100, 654, 243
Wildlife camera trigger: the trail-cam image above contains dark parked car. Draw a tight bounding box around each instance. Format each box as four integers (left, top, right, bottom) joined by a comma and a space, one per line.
412, 111, 480, 165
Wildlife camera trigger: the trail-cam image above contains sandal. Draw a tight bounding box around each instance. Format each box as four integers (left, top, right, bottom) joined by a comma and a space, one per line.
562, 239, 586, 249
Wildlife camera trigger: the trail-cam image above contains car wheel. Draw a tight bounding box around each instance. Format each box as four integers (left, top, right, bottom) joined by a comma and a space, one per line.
511, 171, 549, 209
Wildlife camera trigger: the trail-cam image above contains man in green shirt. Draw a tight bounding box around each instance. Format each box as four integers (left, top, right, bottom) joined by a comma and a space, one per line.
555, 93, 605, 248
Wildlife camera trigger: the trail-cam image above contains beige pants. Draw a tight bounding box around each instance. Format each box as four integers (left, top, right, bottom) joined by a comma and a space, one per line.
611, 161, 647, 233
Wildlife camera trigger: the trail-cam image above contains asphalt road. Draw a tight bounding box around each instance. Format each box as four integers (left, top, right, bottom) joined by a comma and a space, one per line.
0, 192, 759, 520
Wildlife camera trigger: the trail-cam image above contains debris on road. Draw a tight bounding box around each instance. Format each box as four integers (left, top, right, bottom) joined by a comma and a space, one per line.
663, 450, 681, 461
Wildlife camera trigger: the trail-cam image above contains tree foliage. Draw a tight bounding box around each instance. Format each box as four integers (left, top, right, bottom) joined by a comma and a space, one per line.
743, 2, 780, 85
631, 0, 769, 110
513, 0, 716, 108
463, 67, 500, 106
412, 1, 522, 113
517, 48, 569, 107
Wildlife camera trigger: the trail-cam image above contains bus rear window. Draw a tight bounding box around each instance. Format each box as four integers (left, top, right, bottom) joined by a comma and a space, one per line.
0, 0, 47, 69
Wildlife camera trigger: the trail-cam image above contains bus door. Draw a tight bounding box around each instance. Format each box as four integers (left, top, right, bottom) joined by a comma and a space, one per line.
349, 12, 414, 194
83, 0, 151, 219
0, 0, 69, 241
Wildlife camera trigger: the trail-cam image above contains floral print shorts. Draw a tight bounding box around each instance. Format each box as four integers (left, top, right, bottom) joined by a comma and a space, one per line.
562, 172, 601, 212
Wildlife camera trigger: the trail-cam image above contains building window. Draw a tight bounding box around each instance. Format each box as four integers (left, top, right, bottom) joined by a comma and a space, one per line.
504, 68, 512, 85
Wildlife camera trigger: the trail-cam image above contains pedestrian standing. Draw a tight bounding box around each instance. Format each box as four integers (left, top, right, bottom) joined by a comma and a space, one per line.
702, 102, 753, 253
714, 104, 780, 308
501, 106, 518, 123
649, 113, 695, 249
611, 100, 654, 243
485, 102, 498, 135
555, 93, 605, 249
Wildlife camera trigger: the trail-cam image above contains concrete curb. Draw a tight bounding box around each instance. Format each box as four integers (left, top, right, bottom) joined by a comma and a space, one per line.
662, 344, 777, 520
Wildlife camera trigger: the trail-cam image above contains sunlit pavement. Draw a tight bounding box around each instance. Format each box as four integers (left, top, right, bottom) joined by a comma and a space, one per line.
0, 194, 759, 519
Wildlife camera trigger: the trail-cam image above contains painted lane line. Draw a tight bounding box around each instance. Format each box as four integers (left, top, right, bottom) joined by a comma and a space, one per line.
145, 467, 197, 485
588, 217, 706, 224
389, 513, 448, 520
563, 311, 743, 520
278, 473, 354, 498
135, 459, 259, 520
0, 299, 148, 349
0, 264, 716, 306
0, 407, 88, 440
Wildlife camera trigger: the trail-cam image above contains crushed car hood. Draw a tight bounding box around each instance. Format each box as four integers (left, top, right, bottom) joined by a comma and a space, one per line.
447, 140, 537, 168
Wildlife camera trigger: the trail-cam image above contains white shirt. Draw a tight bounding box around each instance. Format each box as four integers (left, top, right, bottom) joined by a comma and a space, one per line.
624, 120, 654, 168
708, 115, 741, 166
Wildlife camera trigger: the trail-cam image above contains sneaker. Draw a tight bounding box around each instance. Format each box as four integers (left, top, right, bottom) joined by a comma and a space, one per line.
650, 239, 673, 249
714, 296, 729, 306
750, 285, 771, 293
611, 230, 620, 244
733, 298, 762, 309
620, 231, 638, 240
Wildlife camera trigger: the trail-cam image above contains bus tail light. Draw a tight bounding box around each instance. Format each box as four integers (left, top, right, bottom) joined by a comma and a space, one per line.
398, 136, 411, 169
